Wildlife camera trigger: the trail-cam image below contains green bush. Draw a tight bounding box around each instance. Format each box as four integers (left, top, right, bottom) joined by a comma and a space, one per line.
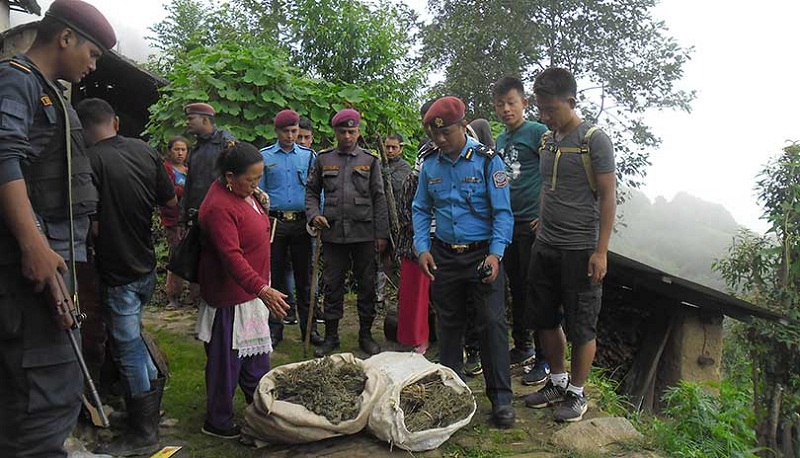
146, 42, 422, 151
652, 381, 758, 457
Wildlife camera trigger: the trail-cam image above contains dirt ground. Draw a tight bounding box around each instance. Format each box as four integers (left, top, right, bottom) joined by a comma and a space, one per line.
139, 301, 633, 458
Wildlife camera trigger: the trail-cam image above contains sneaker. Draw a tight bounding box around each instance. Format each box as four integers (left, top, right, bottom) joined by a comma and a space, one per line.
282, 314, 298, 325
521, 360, 550, 386
553, 391, 588, 422
463, 349, 483, 376
524, 380, 566, 408
509, 347, 536, 368
201, 422, 241, 439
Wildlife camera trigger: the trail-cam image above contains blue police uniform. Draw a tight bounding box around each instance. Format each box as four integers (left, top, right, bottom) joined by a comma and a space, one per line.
412, 135, 515, 407
0, 56, 90, 456
259, 142, 318, 342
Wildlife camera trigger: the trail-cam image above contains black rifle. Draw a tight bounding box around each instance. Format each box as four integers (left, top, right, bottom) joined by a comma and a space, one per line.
41, 228, 109, 428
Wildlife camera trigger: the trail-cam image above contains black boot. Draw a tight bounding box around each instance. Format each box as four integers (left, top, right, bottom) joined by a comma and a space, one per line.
301, 327, 324, 346
358, 319, 381, 356
315, 320, 340, 357
96, 388, 161, 456
108, 376, 166, 429
300, 310, 324, 346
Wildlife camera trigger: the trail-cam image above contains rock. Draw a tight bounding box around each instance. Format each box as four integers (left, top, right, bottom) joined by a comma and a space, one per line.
64, 436, 112, 458
550, 417, 642, 453
160, 417, 180, 428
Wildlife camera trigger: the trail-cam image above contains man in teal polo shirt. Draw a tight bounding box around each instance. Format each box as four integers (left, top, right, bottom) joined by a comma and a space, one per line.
493, 76, 550, 384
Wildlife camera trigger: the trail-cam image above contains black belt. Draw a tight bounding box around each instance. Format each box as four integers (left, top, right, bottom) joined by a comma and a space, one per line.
433, 239, 489, 254
269, 211, 305, 222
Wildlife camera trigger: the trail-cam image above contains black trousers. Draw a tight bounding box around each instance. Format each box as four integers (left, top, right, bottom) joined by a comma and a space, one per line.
430, 243, 512, 406
0, 266, 82, 458
268, 218, 314, 335
322, 241, 377, 322
504, 220, 536, 350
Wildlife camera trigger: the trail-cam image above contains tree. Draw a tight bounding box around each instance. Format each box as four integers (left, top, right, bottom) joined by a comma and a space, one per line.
713, 142, 800, 456
146, 42, 421, 152
422, 0, 695, 190
147, 0, 423, 93
286, 0, 421, 87
147, 0, 286, 74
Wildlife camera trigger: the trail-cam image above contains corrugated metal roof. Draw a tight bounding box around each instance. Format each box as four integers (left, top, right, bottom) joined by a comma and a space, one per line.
607, 251, 794, 324
8, 1, 41, 16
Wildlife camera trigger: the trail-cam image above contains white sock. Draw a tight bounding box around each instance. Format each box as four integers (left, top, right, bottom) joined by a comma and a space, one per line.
566, 383, 584, 397
550, 372, 569, 388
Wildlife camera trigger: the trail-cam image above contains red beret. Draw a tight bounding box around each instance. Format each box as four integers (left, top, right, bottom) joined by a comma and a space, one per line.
331, 108, 361, 128
274, 109, 300, 128
423, 96, 466, 129
184, 102, 215, 117
46, 0, 116, 51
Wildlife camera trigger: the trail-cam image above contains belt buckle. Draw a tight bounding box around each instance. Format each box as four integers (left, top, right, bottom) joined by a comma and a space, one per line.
284, 212, 298, 221
451, 244, 469, 254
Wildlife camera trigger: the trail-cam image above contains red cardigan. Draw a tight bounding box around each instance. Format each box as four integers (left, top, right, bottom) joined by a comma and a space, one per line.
198, 181, 271, 308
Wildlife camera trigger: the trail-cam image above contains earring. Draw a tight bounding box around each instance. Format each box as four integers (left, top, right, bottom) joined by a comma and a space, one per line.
226, 183, 233, 192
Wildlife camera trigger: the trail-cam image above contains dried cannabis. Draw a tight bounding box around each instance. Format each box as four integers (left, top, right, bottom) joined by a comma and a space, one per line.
399, 373, 473, 432
273, 357, 367, 424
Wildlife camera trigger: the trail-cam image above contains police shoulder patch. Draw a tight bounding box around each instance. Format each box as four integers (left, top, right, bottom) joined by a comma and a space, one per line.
474, 144, 496, 158
8, 59, 31, 74
420, 145, 438, 161
493, 170, 509, 188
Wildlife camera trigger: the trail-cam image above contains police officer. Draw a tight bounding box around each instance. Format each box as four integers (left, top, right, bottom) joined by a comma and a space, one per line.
0, 1, 116, 456
260, 109, 321, 347
412, 96, 516, 429
180, 102, 236, 228
305, 108, 389, 357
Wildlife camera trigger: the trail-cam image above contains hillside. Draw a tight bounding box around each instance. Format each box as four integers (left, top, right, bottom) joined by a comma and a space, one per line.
611, 189, 741, 291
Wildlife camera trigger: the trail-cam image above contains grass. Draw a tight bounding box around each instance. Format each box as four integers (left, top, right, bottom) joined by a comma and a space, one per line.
144, 302, 659, 457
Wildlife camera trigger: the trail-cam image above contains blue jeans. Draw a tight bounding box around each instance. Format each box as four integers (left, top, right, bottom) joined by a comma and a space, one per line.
101, 271, 158, 396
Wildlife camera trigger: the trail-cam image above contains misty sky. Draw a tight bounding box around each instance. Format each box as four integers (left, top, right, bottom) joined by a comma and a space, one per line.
12, 0, 800, 233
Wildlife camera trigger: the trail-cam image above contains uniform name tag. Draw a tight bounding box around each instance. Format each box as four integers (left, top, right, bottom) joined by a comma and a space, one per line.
323, 166, 339, 171
429, 177, 442, 185
40, 95, 53, 107
266, 163, 278, 168
462, 176, 481, 183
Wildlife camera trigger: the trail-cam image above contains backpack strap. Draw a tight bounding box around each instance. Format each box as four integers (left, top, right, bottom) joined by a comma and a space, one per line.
547, 126, 599, 198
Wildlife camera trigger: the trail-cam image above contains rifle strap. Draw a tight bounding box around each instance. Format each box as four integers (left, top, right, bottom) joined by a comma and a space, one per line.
51, 86, 80, 317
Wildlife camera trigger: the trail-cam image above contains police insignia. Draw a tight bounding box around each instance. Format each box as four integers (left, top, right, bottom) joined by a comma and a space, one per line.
41, 95, 53, 107
492, 170, 509, 188
435, 117, 444, 128
429, 177, 443, 185
322, 165, 340, 171
354, 165, 371, 171
347, 119, 355, 127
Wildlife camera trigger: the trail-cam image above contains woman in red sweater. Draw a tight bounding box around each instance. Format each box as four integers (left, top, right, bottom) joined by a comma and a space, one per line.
196, 141, 290, 439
